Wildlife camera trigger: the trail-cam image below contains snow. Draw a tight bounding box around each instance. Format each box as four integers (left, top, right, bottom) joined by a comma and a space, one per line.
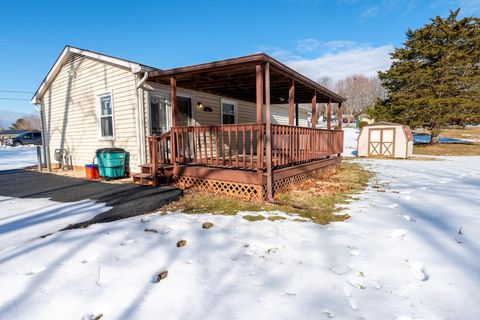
1, 155, 480, 319
0, 146, 38, 170
342, 127, 359, 157
0, 196, 111, 251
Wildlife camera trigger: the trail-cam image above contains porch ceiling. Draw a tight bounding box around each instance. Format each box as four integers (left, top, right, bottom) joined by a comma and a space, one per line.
148, 54, 345, 104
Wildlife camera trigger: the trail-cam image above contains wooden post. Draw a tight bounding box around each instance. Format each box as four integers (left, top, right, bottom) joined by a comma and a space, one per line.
256, 64, 264, 176
311, 93, 317, 128
265, 62, 273, 202
256, 64, 264, 123
288, 80, 294, 125
170, 77, 177, 166
337, 102, 342, 129
326, 99, 332, 130
170, 77, 177, 127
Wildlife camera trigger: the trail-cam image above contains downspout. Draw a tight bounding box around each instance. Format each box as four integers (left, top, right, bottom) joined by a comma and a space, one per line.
34, 101, 51, 171
134, 71, 148, 166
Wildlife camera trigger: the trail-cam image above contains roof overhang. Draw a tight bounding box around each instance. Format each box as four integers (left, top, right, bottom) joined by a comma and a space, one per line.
31, 46, 157, 104
148, 53, 345, 104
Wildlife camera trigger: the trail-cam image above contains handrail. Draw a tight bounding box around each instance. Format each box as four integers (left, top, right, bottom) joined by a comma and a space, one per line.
146, 124, 343, 171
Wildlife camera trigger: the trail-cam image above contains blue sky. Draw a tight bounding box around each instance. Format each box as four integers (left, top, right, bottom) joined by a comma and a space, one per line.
0, 0, 478, 127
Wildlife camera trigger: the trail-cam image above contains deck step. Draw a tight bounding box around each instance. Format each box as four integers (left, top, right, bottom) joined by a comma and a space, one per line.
132, 173, 156, 186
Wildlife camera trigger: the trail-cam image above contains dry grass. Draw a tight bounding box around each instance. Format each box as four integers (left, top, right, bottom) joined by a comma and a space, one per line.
161, 162, 373, 224
415, 127, 480, 141
414, 143, 480, 156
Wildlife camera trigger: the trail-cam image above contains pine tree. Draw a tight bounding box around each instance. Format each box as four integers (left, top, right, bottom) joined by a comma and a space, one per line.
368, 9, 480, 143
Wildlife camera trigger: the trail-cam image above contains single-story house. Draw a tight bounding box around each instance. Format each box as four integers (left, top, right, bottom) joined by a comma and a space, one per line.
357, 122, 413, 158
31, 46, 345, 200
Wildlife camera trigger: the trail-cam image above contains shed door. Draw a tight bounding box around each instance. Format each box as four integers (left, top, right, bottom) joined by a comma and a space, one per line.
368, 128, 395, 156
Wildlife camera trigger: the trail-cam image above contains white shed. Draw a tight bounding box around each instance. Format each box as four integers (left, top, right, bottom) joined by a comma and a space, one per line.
357, 122, 413, 158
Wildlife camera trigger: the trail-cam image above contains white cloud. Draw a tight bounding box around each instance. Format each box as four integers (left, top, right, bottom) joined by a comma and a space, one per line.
284, 45, 394, 82
296, 39, 322, 52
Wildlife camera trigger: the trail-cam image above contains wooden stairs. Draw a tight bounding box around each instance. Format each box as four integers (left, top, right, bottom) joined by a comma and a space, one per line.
132, 163, 173, 186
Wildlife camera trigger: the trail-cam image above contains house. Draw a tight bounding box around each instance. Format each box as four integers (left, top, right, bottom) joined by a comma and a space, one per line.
358, 114, 374, 125
31, 46, 345, 200
357, 122, 413, 158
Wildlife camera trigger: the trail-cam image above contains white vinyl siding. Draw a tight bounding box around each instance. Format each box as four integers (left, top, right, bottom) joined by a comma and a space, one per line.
41, 55, 140, 170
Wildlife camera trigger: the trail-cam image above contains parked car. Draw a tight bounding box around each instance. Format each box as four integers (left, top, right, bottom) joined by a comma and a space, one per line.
5, 131, 42, 146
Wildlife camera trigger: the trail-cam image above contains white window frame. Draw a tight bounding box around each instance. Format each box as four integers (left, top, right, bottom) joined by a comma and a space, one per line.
220, 98, 238, 124
96, 90, 115, 140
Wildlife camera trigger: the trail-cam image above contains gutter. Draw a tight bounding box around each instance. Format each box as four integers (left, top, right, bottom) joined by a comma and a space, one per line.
133, 71, 149, 166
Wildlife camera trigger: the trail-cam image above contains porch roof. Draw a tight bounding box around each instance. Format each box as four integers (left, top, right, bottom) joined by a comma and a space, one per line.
147, 53, 345, 104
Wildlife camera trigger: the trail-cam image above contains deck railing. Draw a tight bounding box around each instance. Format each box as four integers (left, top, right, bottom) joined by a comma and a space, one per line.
148, 123, 343, 171
171, 123, 266, 170
271, 124, 343, 168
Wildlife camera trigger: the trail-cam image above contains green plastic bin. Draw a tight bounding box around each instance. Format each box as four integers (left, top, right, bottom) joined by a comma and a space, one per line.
96, 148, 126, 179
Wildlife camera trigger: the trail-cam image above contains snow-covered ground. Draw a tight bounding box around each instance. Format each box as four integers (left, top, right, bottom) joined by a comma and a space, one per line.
0, 145, 38, 170
0, 163, 479, 319
1, 135, 480, 319
342, 127, 359, 157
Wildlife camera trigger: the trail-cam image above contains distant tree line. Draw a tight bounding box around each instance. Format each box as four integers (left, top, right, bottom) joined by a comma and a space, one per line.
8, 115, 41, 131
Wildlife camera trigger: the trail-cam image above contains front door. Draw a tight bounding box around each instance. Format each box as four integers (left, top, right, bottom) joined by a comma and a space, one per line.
369, 128, 395, 156
177, 96, 193, 126
150, 95, 169, 135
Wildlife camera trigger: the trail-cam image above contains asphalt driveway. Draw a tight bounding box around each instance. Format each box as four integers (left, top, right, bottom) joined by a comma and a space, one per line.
0, 169, 182, 227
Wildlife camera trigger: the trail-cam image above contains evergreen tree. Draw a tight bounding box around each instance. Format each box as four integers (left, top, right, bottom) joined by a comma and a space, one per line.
368, 9, 480, 143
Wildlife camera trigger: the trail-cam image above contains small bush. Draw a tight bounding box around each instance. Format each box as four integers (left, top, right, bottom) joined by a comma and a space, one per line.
358, 121, 369, 129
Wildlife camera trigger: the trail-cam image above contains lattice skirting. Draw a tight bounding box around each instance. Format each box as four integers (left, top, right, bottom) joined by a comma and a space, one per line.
175, 163, 338, 201
273, 165, 338, 195
176, 176, 265, 201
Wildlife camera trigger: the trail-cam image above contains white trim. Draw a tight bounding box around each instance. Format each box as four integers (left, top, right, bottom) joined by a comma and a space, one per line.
220, 98, 238, 124
96, 90, 115, 141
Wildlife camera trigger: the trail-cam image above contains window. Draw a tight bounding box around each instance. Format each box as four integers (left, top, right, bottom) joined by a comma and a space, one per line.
97, 93, 114, 139
221, 99, 237, 124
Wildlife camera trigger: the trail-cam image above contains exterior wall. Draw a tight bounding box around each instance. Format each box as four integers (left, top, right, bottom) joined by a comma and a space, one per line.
142, 82, 309, 130
357, 125, 412, 158
142, 82, 311, 161
41, 54, 140, 171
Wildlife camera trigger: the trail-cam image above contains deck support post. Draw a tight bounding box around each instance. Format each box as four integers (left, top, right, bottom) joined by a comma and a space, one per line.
311, 92, 317, 128
337, 102, 342, 129
326, 99, 332, 130
255, 63, 264, 177
265, 62, 274, 202
256, 64, 264, 123
288, 80, 295, 125
170, 77, 177, 167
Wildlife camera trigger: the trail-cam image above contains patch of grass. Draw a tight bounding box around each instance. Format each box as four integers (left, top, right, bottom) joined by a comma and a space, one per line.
415, 127, 480, 141
267, 216, 287, 221
243, 215, 266, 221
162, 162, 372, 225
414, 143, 480, 156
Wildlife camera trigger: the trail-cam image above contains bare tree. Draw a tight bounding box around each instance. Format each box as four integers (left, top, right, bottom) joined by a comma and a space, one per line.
335, 75, 386, 118
8, 115, 41, 130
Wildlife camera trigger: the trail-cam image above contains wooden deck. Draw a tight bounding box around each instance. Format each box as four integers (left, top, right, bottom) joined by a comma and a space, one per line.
133, 123, 343, 200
